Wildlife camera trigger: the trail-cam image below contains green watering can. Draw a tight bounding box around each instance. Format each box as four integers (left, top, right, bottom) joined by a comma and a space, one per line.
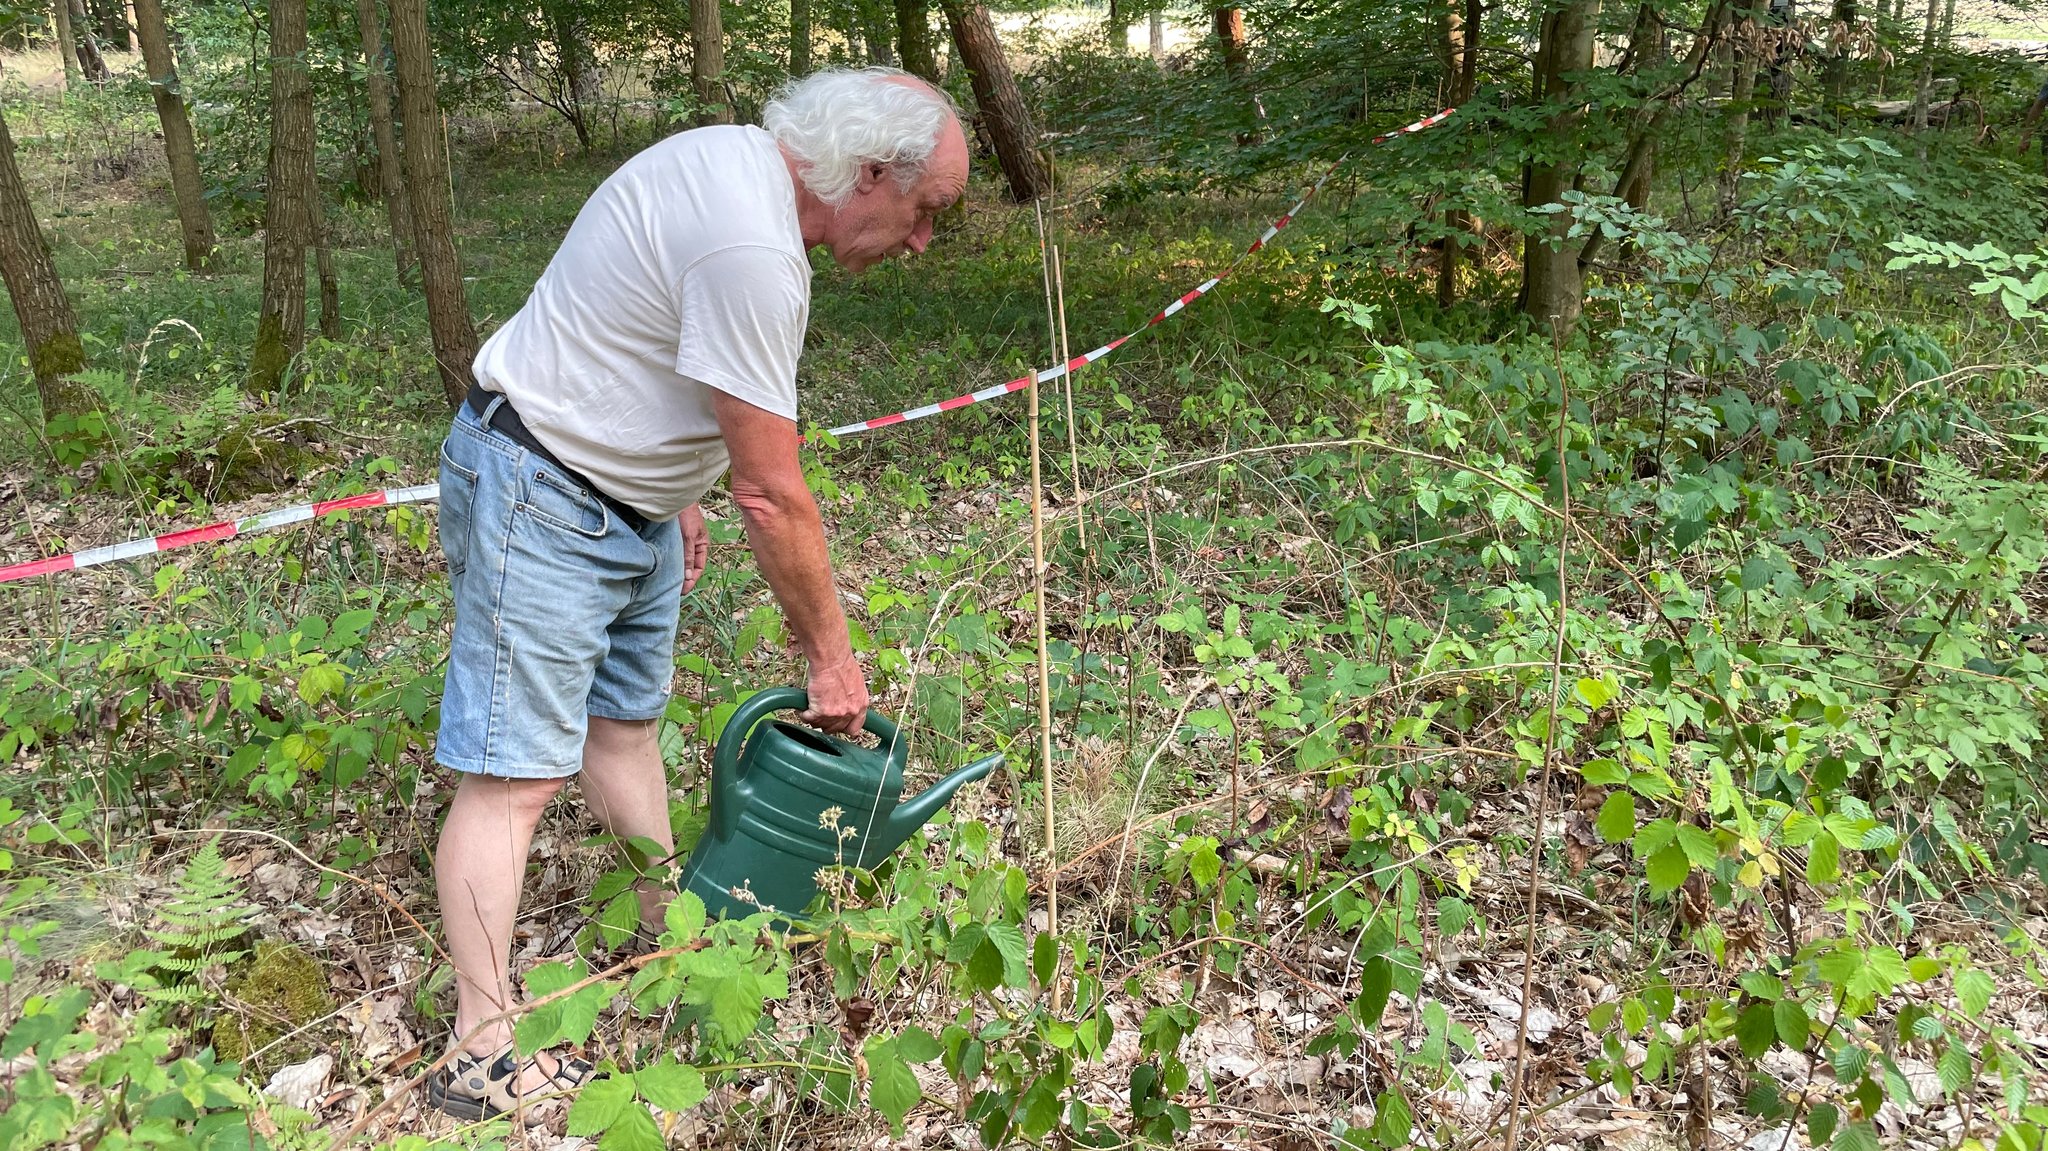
678, 687, 1002, 920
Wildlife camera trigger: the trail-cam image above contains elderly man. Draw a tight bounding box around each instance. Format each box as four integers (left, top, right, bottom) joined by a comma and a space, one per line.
425, 67, 969, 1120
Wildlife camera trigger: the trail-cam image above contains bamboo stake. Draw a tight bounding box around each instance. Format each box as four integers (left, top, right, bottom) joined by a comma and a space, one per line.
1029, 203, 1061, 1010
1052, 247, 1087, 550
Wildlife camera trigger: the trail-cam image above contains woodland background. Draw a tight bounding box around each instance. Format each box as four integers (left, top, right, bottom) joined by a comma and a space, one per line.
2, 0, 2048, 1148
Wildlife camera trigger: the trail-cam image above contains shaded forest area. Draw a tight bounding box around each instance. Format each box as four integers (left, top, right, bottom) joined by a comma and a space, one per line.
3, 0, 2048, 1148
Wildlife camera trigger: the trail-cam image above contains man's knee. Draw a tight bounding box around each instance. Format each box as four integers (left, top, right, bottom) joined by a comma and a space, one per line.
456, 772, 569, 818
586, 715, 659, 757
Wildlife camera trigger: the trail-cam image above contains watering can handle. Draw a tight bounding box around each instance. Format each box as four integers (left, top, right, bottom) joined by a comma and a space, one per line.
709, 688, 904, 840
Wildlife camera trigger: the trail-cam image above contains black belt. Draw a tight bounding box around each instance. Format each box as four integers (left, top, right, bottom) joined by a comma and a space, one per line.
464, 388, 650, 533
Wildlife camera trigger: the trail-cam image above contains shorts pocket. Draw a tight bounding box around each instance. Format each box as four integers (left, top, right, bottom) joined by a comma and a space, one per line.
438, 442, 480, 578
518, 467, 610, 539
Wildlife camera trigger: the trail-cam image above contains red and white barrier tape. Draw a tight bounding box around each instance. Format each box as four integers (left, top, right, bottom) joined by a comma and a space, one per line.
0, 109, 1454, 587
0, 486, 441, 584
820, 107, 1456, 438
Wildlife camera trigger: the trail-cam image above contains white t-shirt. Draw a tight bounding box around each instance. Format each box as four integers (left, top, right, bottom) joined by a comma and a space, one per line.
471, 124, 810, 520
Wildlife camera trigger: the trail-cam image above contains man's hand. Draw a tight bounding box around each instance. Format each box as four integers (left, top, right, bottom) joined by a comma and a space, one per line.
679, 505, 709, 593
800, 654, 869, 735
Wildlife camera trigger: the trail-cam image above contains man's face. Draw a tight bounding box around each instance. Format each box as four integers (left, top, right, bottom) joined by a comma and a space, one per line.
825, 122, 969, 274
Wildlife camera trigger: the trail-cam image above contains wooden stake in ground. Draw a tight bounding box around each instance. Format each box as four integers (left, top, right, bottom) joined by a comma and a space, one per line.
1028, 204, 1061, 1007
1051, 247, 1086, 552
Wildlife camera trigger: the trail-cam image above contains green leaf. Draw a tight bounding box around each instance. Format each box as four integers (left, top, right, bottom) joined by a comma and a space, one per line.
1956, 968, 1993, 1016
1596, 792, 1636, 843
1737, 1002, 1778, 1059
1574, 677, 1616, 709
1807, 1101, 1839, 1147
664, 891, 707, 942
1936, 1043, 1971, 1096
1773, 999, 1810, 1050
865, 1037, 921, 1136
1371, 1089, 1413, 1145
946, 923, 987, 966
1645, 843, 1690, 896
1581, 758, 1628, 785
567, 1075, 637, 1136
1808, 832, 1841, 884
1829, 1041, 1868, 1083
1831, 1120, 1880, 1151
1018, 1077, 1062, 1140
985, 922, 1030, 989
296, 663, 345, 706
636, 1059, 706, 1113
598, 1103, 663, 1151
1032, 932, 1057, 988
897, 1026, 943, 1064
1437, 897, 1473, 937
1357, 956, 1393, 1030
1675, 824, 1720, 869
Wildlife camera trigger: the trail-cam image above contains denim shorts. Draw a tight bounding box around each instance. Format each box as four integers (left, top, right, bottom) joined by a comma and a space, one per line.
434, 396, 684, 779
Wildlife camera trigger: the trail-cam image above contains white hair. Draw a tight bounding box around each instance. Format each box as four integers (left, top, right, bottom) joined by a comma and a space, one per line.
761, 67, 960, 210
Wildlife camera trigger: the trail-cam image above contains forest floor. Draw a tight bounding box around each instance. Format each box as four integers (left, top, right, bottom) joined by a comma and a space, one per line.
3, 76, 2047, 1151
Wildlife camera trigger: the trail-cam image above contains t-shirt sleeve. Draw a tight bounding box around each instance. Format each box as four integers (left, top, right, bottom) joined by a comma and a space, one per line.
674, 244, 810, 420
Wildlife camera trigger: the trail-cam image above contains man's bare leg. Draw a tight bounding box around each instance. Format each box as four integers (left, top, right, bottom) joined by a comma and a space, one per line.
580, 716, 676, 930
436, 772, 566, 1081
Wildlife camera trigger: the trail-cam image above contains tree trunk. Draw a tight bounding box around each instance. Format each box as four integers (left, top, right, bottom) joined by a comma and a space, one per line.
131, 0, 215, 271
68, 0, 109, 83
1436, 0, 1481, 309
1908, 0, 1937, 139
354, 0, 415, 283
1824, 0, 1855, 106
691, 0, 730, 125
859, 0, 895, 65
0, 108, 89, 422
249, 0, 314, 392
1518, 0, 1600, 336
790, 0, 810, 74
1938, 0, 1953, 47
546, 3, 596, 151
1721, 1, 1759, 205
89, 0, 129, 50
1149, 7, 1164, 64
389, 0, 476, 407
940, 0, 1046, 202
1107, 0, 1130, 52
1212, 7, 1263, 142
52, 0, 81, 84
312, 191, 340, 340
898, 0, 938, 82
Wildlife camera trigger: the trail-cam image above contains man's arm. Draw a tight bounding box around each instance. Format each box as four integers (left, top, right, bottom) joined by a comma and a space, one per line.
711, 389, 869, 734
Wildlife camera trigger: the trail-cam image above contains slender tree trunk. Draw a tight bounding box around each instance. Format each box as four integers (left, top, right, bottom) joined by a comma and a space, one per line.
1436, 0, 1481, 308
1107, 0, 1130, 52
354, 0, 415, 282
897, 0, 938, 82
1518, 0, 1601, 336
0, 108, 89, 422
389, 0, 476, 406
1149, 7, 1164, 63
940, 0, 1046, 202
1908, 0, 1937, 138
860, 0, 895, 65
1938, 0, 1953, 47
1211, 7, 1263, 143
691, 0, 730, 125
790, 0, 810, 74
1721, 1, 1759, 204
52, 0, 81, 84
546, 3, 595, 151
249, 0, 314, 392
312, 191, 340, 340
1824, 0, 1855, 106
68, 0, 109, 83
131, 0, 215, 270
90, 0, 129, 50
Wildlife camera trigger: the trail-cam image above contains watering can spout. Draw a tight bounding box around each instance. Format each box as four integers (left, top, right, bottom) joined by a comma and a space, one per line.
883, 753, 1004, 849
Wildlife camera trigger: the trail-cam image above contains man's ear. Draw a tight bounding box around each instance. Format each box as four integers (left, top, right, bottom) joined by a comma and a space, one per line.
853, 161, 887, 194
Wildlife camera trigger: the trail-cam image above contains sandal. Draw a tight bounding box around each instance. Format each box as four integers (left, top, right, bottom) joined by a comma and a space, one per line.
424, 1043, 597, 1121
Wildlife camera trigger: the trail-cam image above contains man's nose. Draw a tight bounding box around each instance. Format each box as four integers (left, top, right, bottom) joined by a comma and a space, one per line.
906, 219, 932, 254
